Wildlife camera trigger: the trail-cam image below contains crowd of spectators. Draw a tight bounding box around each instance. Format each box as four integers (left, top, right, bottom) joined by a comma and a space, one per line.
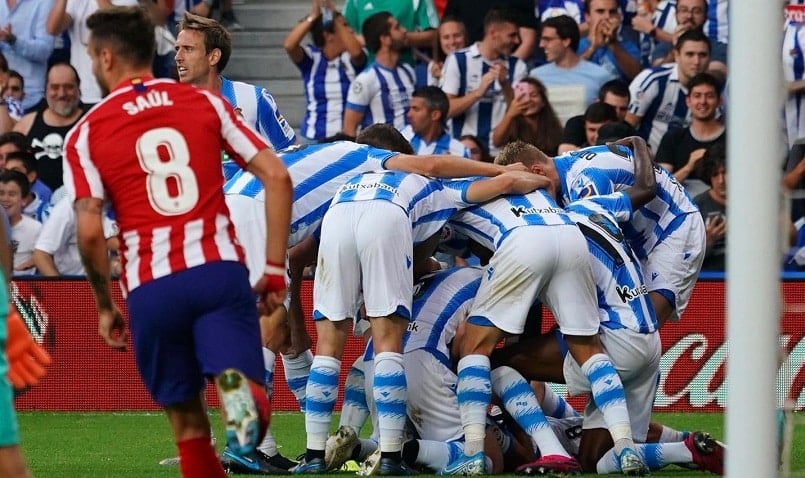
2, 0, 805, 276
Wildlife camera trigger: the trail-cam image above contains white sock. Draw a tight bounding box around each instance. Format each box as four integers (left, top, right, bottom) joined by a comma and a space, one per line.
304, 355, 341, 451
456, 355, 491, 456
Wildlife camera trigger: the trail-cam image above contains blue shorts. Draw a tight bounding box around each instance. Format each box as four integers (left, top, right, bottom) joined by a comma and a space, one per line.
127, 261, 263, 407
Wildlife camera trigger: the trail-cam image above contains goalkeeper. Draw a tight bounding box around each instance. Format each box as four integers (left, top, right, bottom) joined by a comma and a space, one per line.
0, 209, 50, 477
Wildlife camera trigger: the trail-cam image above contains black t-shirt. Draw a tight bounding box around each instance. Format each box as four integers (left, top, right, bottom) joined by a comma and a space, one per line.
560, 115, 585, 147
655, 128, 726, 181
444, 0, 539, 44
694, 192, 727, 271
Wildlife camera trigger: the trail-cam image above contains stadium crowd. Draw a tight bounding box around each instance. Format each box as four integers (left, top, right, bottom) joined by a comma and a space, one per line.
0, 0, 801, 477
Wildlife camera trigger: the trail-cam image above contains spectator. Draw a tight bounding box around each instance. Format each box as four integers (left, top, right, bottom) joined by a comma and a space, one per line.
536, 0, 585, 25
6, 70, 24, 105
693, 142, 726, 271
342, 11, 416, 137
492, 77, 563, 155
625, 29, 710, 151
702, 0, 728, 73
284, 0, 366, 143
594, 118, 639, 144
647, 0, 707, 66
400, 85, 469, 157
0, 54, 24, 133
427, 16, 467, 87
0, 132, 29, 169
460, 134, 493, 162
579, 101, 618, 147
443, 0, 539, 62
578, 0, 641, 81
4, 149, 52, 221
785, 7, 805, 150
442, 8, 528, 156
47, 0, 140, 105
558, 78, 629, 152
343, 0, 439, 66
0, 0, 55, 112
655, 72, 724, 190
629, 0, 677, 67
13, 62, 86, 191
0, 170, 40, 276
530, 15, 614, 124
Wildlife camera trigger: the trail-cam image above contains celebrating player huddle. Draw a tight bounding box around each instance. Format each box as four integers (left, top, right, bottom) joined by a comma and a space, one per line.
52, 6, 725, 478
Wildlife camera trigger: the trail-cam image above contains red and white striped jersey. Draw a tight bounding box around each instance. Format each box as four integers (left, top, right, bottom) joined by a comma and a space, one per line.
63, 77, 270, 293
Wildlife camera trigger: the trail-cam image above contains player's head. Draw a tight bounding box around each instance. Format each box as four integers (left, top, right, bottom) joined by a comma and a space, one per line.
407, 86, 449, 136
355, 124, 415, 154
45, 62, 81, 118
176, 12, 232, 84
86, 6, 156, 96
0, 169, 30, 220
362, 11, 407, 55
495, 140, 558, 195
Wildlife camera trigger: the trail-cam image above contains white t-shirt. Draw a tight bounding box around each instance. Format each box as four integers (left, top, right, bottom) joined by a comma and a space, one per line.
11, 215, 41, 276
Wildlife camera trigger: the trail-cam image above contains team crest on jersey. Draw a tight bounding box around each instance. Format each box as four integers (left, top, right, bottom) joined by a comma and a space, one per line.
352, 81, 364, 94
577, 184, 596, 198
234, 107, 244, 118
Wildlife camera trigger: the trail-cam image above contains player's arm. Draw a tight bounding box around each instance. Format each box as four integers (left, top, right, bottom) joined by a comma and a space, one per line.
285, 235, 318, 356
246, 148, 293, 309
74, 197, 127, 350
385, 153, 521, 178
342, 108, 364, 138
284, 1, 319, 66
613, 136, 656, 210
464, 171, 553, 203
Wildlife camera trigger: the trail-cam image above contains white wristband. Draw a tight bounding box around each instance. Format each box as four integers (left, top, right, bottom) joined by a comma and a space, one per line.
264, 263, 285, 276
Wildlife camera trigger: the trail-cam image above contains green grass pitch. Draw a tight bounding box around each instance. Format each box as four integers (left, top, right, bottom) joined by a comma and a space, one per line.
15, 411, 802, 477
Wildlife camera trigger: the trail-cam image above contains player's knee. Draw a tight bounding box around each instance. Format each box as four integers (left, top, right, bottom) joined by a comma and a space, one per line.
249, 381, 271, 440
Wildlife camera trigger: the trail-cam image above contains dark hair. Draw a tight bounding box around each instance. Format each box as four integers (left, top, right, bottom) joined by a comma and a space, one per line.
598, 79, 629, 102
5, 150, 37, 173
8, 70, 23, 90
584, 102, 618, 124
502, 78, 563, 155
180, 12, 232, 73
320, 132, 357, 143
0, 169, 30, 197
412, 86, 449, 122
595, 121, 638, 144
0, 132, 30, 152
675, 27, 710, 52
460, 134, 493, 163
47, 62, 81, 88
356, 123, 415, 154
483, 8, 521, 31
697, 141, 727, 186
86, 6, 156, 69
310, 15, 335, 47
0, 52, 7, 73
687, 72, 723, 96
362, 11, 393, 54
541, 15, 580, 52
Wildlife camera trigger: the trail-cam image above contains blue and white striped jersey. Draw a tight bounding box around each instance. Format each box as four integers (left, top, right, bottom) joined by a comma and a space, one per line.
399, 125, 470, 157
565, 194, 658, 334
703, 0, 728, 44
784, 18, 805, 147
402, 266, 482, 367
627, 63, 689, 151
536, 0, 584, 23
345, 62, 416, 132
553, 144, 699, 259
449, 190, 575, 252
224, 141, 397, 247
441, 43, 528, 156
220, 77, 297, 152
295, 45, 361, 141
331, 171, 477, 243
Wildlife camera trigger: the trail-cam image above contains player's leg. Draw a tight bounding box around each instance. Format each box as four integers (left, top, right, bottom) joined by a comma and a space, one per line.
594, 432, 725, 474
326, 354, 372, 470
358, 201, 416, 474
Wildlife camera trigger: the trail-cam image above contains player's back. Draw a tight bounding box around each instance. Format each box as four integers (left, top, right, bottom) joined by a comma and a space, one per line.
403, 266, 482, 365
555, 144, 699, 258
225, 141, 397, 247
65, 78, 264, 290
450, 189, 574, 252
565, 196, 658, 334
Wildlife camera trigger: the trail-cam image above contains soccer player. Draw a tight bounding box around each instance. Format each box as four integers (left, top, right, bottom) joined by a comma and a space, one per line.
297, 158, 549, 475
545, 140, 704, 327
65, 7, 293, 478
175, 12, 297, 179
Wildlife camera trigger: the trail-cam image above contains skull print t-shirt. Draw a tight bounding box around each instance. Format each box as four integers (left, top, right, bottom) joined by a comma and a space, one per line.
26, 108, 87, 191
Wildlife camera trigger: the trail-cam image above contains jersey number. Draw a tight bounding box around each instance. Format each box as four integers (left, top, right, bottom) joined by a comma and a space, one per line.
136, 128, 200, 215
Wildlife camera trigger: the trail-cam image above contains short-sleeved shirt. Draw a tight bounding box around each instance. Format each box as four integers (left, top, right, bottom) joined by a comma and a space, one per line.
63, 77, 270, 293
654, 127, 725, 181
577, 35, 641, 82
627, 63, 689, 151
345, 62, 416, 133
399, 125, 469, 157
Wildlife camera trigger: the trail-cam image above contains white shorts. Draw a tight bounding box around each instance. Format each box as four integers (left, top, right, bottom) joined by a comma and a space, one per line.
643, 212, 706, 321
226, 194, 267, 287
563, 328, 661, 442
404, 349, 463, 442
313, 201, 413, 321
470, 225, 599, 336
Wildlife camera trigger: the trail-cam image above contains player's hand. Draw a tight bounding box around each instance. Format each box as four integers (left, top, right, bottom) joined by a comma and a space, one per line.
501, 162, 528, 172
98, 306, 127, 351
611, 136, 648, 155
254, 261, 287, 316
6, 308, 51, 390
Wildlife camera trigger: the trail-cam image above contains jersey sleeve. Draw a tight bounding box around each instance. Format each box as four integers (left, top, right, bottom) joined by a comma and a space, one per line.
62, 119, 106, 201
440, 54, 461, 96
627, 69, 657, 117
345, 71, 375, 112
588, 191, 634, 222
256, 87, 297, 150
568, 169, 616, 202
